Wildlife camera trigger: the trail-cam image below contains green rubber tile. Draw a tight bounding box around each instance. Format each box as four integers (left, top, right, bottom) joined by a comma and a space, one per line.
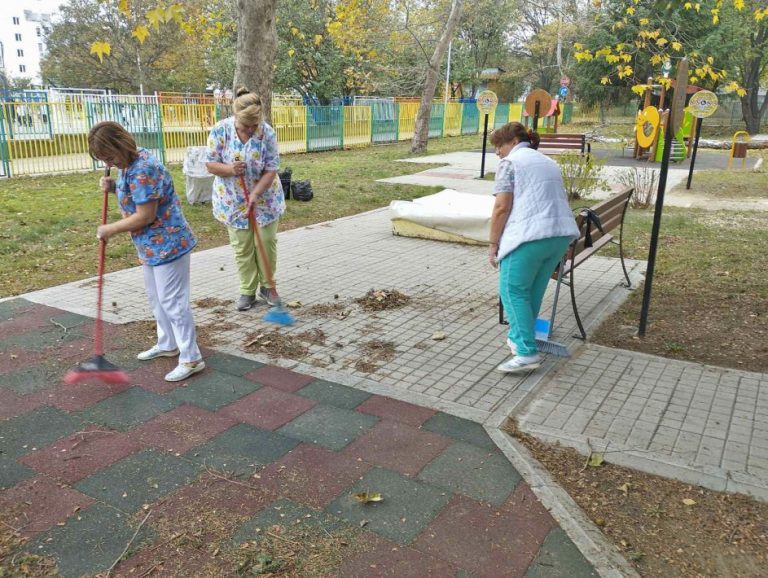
0, 406, 83, 459
202, 352, 264, 376
186, 423, 299, 476
525, 527, 599, 578
0, 362, 60, 395
233, 498, 348, 544
327, 467, 450, 545
49, 312, 93, 331
0, 454, 36, 489
74, 448, 201, 513
296, 379, 371, 410
278, 404, 378, 451
0, 298, 30, 322
29, 502, 152, 578
0, 325, 87, 352
79, 387, 180, 431
418, 442, 521, 506
421, 412, 498, 451
166, 371, 261, 411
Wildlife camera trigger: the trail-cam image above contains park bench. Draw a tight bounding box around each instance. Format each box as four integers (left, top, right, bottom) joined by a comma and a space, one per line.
537, 133, 591, 156
499, 186, 634, 340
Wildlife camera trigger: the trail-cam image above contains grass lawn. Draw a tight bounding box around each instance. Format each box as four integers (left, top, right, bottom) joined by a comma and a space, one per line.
0, 134, 482, 297
592, 205, 768, 373
673, 166, 768, 198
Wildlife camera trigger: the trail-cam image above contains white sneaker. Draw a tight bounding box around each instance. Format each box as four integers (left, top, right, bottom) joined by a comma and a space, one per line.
137, 345, 180, 361
164, 360, 206, 382
497, 354, 542, 374
506, 338, 517, 355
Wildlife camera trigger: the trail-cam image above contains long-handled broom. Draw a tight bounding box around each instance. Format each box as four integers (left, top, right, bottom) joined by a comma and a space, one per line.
64, 167, 130, 385
239, 174, 295, 327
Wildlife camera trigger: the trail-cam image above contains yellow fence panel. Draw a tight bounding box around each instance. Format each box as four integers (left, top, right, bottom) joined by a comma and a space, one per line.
343, 106, 371, 148
2, 101, 92, 176
398, 103, 418, 140
161, 103, 216, 164
508, 103, 523, 123
273, 105, 307, 154
443, 103, 462, 136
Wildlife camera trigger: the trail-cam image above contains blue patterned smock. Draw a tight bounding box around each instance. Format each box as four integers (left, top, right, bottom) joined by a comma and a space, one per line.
206, 118, 286, 229
117, 148, 197, 266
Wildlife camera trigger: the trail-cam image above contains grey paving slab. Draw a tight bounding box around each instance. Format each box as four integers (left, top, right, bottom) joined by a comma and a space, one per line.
518, 344, 768, 501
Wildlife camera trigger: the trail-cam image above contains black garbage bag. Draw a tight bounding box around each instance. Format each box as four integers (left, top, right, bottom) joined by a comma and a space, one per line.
279, 167, 292, 200
291, 180, 314, 202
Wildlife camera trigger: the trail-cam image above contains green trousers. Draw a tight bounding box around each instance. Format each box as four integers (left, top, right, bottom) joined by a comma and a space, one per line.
499, 236, 571, 357
227, 220, 279, 296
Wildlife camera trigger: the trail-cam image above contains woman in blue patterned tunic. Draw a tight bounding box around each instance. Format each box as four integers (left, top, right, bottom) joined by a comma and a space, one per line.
205, 87, 286, 311
88, 121, 205, 382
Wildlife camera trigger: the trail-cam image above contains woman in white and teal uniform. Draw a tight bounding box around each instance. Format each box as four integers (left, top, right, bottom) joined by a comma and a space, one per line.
205, 87, 286, 312
488, 122, 580, 374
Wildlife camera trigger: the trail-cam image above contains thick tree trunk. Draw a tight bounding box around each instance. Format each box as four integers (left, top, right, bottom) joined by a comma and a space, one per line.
739, 25, 767, 135
411, 0, 464, 154
234, 0, 278, 123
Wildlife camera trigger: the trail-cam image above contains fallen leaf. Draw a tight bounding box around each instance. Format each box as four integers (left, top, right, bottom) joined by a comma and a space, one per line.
286, 300, 302, 309
352, 492, 383, 504
682, 498, 697, 506
431, 331, 447, 341
618, 483, 630, 495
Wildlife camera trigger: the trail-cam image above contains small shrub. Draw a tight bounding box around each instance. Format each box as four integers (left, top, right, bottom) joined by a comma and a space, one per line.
617, 167, 659, 209
556, 152, 610, 201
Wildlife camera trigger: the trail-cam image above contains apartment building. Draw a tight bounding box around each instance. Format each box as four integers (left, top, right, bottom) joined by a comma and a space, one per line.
0, 0, 61, 85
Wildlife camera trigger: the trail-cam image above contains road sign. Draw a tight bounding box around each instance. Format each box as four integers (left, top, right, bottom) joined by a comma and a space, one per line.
558, 86, 569, 98
687, 90, 718, 119
476, 90, 498, 114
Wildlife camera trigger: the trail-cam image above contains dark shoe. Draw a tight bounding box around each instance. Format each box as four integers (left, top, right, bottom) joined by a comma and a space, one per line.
236, 294, 257, 311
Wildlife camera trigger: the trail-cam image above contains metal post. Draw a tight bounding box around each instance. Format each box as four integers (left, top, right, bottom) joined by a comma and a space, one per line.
638, 105, 674, 336
480, 113, 489, 179
444, 41, 452, 104
533, 101, 540, 131
686, 117, 703, 189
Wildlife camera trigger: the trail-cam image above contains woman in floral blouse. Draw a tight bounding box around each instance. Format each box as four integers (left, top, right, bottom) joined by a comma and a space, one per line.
205, 87, 286, 311
88, 121, 205, 382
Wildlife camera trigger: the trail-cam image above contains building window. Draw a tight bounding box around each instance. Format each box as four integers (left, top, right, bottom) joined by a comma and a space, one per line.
38, 43, 43, 53
17, 49, 24, 57
36, 27, 41, 37
19, 64, 26, 73
15, 33, 22, 41
13, 17, 20, 25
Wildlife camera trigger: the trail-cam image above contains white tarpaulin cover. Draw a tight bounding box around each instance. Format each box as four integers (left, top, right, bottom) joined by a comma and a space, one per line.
389, 189, 493, 245
182, 146, 214, 204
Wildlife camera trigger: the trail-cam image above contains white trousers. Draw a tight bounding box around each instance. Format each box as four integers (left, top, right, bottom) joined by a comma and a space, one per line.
142, 253, 201, 364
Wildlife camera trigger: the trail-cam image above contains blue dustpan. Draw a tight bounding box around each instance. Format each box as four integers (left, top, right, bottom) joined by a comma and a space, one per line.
263, 306, 296, 326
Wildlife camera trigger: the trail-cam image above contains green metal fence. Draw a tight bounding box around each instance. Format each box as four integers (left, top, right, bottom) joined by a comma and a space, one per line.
428, 104, 444, 138
461, 105, 480, 135
371, 101, 398, 144
306, 105, 343, 152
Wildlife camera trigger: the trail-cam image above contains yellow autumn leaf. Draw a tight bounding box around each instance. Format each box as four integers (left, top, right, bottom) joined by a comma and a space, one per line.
736, 88, 747, 97
713, 14, 719, 24
132, 25, 150, 44
639, 18, 649, 25
684, 1, 692, 8
622, 53, 632, 62
631, 84, 649, 96
707, 56, 714, 64
600, 76, 611, 85
695, 3, 700, 12
615, 43, 625, 51
288, 47, 295, 57
734, 0, 744, 8
689, 76, 698, 83
290, 27, 298, 36
574, 42, 583, 50
118, 0, 131, 17
650, 54, 663, 65
352, 492, 383, 504
165, 4, 184, 24
626, 6, 635, 15
90, 41, 111, 62
671, 41, 683, 51
656, 38, 668, 46
146, 7, 165, 30
314, 34, 323, 45
682, 498, 696, 506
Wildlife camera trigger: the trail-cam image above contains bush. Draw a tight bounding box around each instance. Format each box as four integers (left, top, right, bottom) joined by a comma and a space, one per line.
556, 152, 610, 201
617, 167, 658, 209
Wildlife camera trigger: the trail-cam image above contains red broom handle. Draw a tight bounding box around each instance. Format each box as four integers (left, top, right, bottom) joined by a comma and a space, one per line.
94, 166, 110, 356
239, 174, 278, 290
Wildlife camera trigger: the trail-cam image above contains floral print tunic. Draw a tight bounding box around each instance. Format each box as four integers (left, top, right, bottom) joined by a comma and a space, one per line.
117, 148, 197, 266
206, 118, 286, 229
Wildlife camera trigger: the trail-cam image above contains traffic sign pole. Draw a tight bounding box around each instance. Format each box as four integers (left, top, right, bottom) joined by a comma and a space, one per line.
480, 113, 490, 178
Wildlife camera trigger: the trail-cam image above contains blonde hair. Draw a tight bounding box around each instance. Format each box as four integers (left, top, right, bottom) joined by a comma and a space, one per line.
87, 121, 139, 165
233, 86, 264, 127
489, 122, 540, 150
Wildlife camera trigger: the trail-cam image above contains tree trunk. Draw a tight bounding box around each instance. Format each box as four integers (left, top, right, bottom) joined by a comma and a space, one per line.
410, 0, 464, 154
234, 0, 278, 123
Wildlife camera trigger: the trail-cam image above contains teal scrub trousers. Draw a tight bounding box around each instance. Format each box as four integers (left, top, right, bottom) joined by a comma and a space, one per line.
499, 236, 572, 357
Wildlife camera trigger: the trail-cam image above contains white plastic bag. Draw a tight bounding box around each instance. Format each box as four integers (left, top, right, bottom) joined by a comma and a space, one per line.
182, 146, 214, 204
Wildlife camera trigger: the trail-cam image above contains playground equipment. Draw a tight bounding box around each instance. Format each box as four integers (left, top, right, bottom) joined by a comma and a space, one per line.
728, 131, 750, 169
523, 89, 557, 132
633, 81, 692, 163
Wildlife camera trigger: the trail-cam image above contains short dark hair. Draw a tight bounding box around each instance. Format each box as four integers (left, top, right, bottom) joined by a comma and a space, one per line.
489, 122, 540, 150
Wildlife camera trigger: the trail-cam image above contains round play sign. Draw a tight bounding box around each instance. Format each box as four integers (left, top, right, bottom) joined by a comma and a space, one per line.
687, 90, 719, 119
636, 106, 660, 148
524, 89, 552, 118
476, 90, 498, 114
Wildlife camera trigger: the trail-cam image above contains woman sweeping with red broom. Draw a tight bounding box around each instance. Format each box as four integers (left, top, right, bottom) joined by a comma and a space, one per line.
86, 121, 205, 382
